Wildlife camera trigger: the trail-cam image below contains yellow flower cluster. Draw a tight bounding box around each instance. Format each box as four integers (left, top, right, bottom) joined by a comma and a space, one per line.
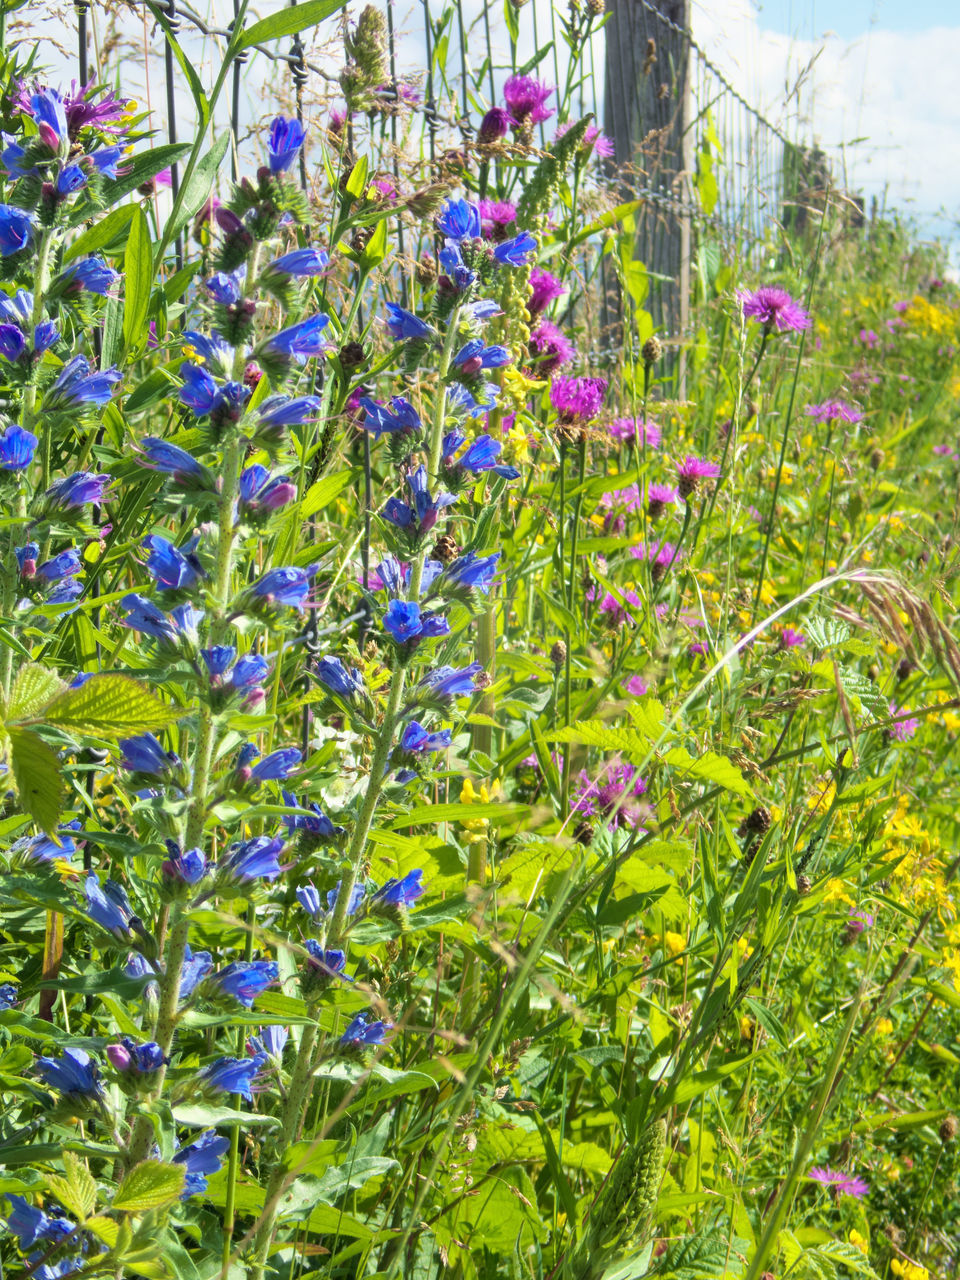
459, 777, 502, 845
882, 799, 952, 916
891, 1259, 928, 1280
903, 295, 957, 340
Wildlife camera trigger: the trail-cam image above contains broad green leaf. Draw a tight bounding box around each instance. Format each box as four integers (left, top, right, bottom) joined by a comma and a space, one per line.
388, 800, 529, 829
173, 1104, 280, 1128
662, 746, 753, 798
301, 470, 353, 519
86, 1216, 120, 1248
64, 205, 134, 263
123, 206, 153, 354
7, 664, 66, 722
94, 143, 192, 215
41, 675, 179, 738
113, 1160, 186, 1211
8, 728, 62, 833
360, 216, 388, 269
345, 155, 369, 200
236, 0, 347, 50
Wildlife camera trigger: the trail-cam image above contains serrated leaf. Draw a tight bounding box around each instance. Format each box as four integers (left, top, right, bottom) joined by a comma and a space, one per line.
113, 1160, 186, 1211
8, 727, 62, 833
41, 675, 179, 738
663, 747, 753, 798
7, 664, 66, 722
86, 1215, 121, 1247
46, 1173, 90, 1221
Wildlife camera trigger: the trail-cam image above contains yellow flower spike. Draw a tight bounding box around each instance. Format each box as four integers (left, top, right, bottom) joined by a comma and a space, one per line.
874, 1017, 894, 1037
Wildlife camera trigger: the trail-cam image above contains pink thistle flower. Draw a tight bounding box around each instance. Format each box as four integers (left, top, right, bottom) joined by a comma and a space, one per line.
608, 416, 661, 448
805, 400, 863, 424
893, 299, 911, 313
503, 74, 554, 125
527, 267, 566, 316
739, 286, 811, 333
779, 628, 805, 648
809, 1167, 868, 1199
888, 703, 918, 742
847, 910, 874, 934
370, 176, 397, 200
572, 760, 647, 829
858, 328, 880, 348
632, 539, 678, 582
647, 482, 677, 519
550, 375, 607, 425
625, 675, 649, 696
479, 199, 517, 241
677, 455, 720, 500
600, 485, 643, 514
530, 319, 576, 374
598, 588, 641, 627
688, 641, 709, 657
933, 444, 955, 457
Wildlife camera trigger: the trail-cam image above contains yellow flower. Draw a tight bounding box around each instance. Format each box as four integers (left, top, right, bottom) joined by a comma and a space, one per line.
739, 1015, 753, 1040
459, 777, 501, 844
848, 1229, 869, 1256
663, 930, 686, 958
874, 1017, 894, 1037
823, 878, 854, 906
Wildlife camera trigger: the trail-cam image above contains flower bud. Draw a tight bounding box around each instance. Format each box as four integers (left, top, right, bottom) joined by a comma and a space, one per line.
940, 1115, 959, 1143
106, 1043, 132, 1072
641, 334, 662, 365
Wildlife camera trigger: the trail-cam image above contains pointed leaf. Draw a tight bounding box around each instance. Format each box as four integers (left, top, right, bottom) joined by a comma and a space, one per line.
7, 664, 66, 722
236, 0, 347, 49
123, 206, 154, 354
113, 1160, 186, 1211
41, 675, 179, 738
8, 727, 62, 833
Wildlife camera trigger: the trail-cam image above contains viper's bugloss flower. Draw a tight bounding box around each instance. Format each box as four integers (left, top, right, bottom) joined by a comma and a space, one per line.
120, 732, 178, 776
180, 945, 213, 1000
384, 465, 457, 535
453, 339, 511, 375
328, 880, 365, 916
162, 841, 206, 885
0, 423, 37, 470
249, 747, 301, 782
260, 314, 332, 364
179, 364, 251, 423
0, 289, 30, 323
739, 285, 811, 333
174, 1129, 231, 1198
120, 593, 204, 646
477, 107, 513, 143
445, 432, 520, 480
45, 469, 112, 508
383, 599, 450, 643
608, 416, 661, 447
198, 1053, 266, 1100
265, 247, 329, 278
257, 1025, 289, 1058
59, 255, 120, 296
36, 1046, 101, 1097
550, 375, 607, 424
209, 961, 279, 1007
181, 328, 233, 373
4, 1194, 73, 1248
0, 983, 17, 1009
36, 549, 79, 582
282, 791, 345, 842
205, 268, 245, 305
436, 197, 481, 243
34, 319, 60, 353
676, 455, 721, 500
143, 534, 204, 591
30, 85, 69, 146
85, 874, 137, 938
372, 869, 425, 908
418, 661, 483, 702
314, 656, 364, 702
220, 836, 284, 885
573, 761, 647, 829
360, 395, 422, 439
304, 940, 347, 975
385, 302, 432, 342
400, 721, 451, 753
805, 399, 863, 424
503, 74, 554, 124
0, 205, 34, 256
268, 116, 305, 172
238, 464, 296, 514
529, 319, 575, 374
89, 144, 126, 177
107, 1037, 165, 1074
255, 394, 322, 436
442, 551, 500, 594
296, 883, 323, 918
808, 1167, 868, 1199
46, 356, 121, 409
493, 231, 537, 267
340, 1012, 388, 1047
11, 820, 81, 865
15, 542, 38, 575
249, 563, 318, 611
136, 437, 211, 485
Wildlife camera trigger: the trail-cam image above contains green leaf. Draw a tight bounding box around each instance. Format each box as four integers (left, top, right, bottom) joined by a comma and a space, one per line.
123, 206, 154, 354
64, 205, 134, 263
113, 1160, 186, 1211
236, 0, 347, 50
301, 470, 353, 519
124, 367, 178, 416
172, 1104, 280, 1128
165, 133, 231, 246
6, 664, 66, 722
46, 1152, 97, 1221
388, 801, 529, 829
360, 216, 388, 269
662, 746, 753, 798
41, 675, 179, 738
345, 155, 369, 200
144, 1, 209, 125
665, 1052, 764, 1106
94, 144, 192, 215
8, 728, 62, 833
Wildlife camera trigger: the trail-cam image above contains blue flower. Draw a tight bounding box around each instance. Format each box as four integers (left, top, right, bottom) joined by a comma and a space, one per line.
181, 329, 232, 372
85, 874, 136, 938
0, 983, 17, 1008
32, 87, 68, 145
451, 434, 521, 480
120, 732, 178, 776
205, 268, 245, 305
59, 255, 120, 295
4, 1195, 74, 1248
256, 395, 322, 435
327, 880, 365, 915
418, 662, 483, 702
400, 722, 452, 753
493, 231, 537, 267
34, 319, 59, 353
143, 534, 203, 591
36, 1046, 101, 1097
360, 396, 422, 439
282, 791, 345, 841
137, 437, 211, 484
250, 564, 317, 612
220, 835, 284, 884
383, 599, 450, 643
260, 314, 332, 364
47, 578, 83, 605
249, 748, 301, 782
238, 465, 296, 513
452, 339, 511, 372
179, 365, 250, 424
340, 1012, 388, 1047
0, 423, 37, 470
0, 289, 30, 322
304, 940, 346, 974
438, 243, 476, 291
174, 1129, 231, 1198
268, 116, 306, 172
315, 655, 365, 699
0, 323, 26, 361
120, 594, 177, 644
210, 960, 278, 1008
232, 653, 270, 689
296, 883, 323, 917
407, 464, 457, 531
372, 868, 425, 908
385, 303, 432, 342
266, 248, 329, 277
109, 1037, 165, 1073
90, 145, 125, 177
45, 356, 121, 410
436, 198, 482, 243
36, 549, 81, 582
198, 1054, 266, 1100
162, 840, 206, 885
256, 1024, 289, 1058
2, 142, 32, 175
45, 470, 112, 508
464, 298, 501, 324
180, 946, 213, 1000
442, 551, 501, 594
56, 163, 87, 195
447, 382, 500, 418
0, 205, 34, 256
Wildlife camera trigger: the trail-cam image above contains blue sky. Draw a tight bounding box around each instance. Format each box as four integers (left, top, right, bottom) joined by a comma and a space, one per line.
757, 0, 960, 39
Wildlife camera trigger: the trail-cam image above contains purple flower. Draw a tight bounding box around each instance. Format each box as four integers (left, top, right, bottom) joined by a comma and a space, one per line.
0, 423, 37, 470
11, 821, 81, 865
209, 961, 279, 1007
282, 792, 345, 843
779, 628, 805, 649
646, 483, 677, 519
677, 455, 721, 500
383, 599, 426, 643
530, 320, 576, 374
136, 437, 210, 485
260, 314, 332, 364
503, 74, 554, 125
45, 355, 121, 409
383, 465, 457, 536
739, 285, 811, 333
550, 375, 607, 424
436, 198, 482, 243
399, 721, 452, 754
297, 883, 323, 918
528, 267, 566, 316
805, 400, 863, 424
36, 1046, 101, 1097
809, 1167, 868, 1199
120, 732, 178, 775
238, 465, 296, 514
847, 910, 874, 934
30, 86, 67, 146
608, 417, 661, 447
120, 594, 203, 646
385, 303, 432, 342
315, 655, 365, 699
249, 747, 301, 782
0, 323, 26, 361
62, 79, 130, 136
453, 339, 511, 375
267, 116, 306, 172
478, 199, 517, 239
340, 1012, 388, 1047
477, 108, 513, 143
45, 470, 112, 509
198, 1054, 266, 1100
266, 247, 329, 278
573, 761, 647, 830
174, 1130, 231, 1198
933, 444, 955, 457
555, 120, 614, 157
888, 703, 918, 742
107, 1037, 165, 1074
418, 662, 483, 702
143, 534, 203, 591
360, 396, 422, 439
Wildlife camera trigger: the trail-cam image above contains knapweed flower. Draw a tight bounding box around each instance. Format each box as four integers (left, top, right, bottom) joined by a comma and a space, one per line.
550, 375, 607, 426
933, 444, 955, 457
527, 267, 566, 316
249, 564, 318, 612
45, 355, 121, 410
503, 74, 554, 125
608, 416, 661, 447
647, 483, 677, 518
846, 909, 874, 935
219, 836, 284, 885
36, 1046, 102, 1097
0, 205, 34, 256
809, 1167, 868, 1199
198, 1054, 266, 1100
477, 107, 513, 143
385, 303, 432, 342
209, 961, 279, 1007
174, 1130, 231, 1198
383, 599, 450, 644
676, 455, 720, 500
554, 120, 614, 158
573, 762, 647, 830
315, 655, 365, 699
529, 320, 575, 373
598, 589, 641, 627
267, 116, 306, 172
58, 255, 120, 296
805, 399, 863, 424
779, 628, 805, 649
478, 198, 517, 239
738, 285, 811, 333
340, 1012, 388, 1048
0, 423, 37, 470
625, 675, 649, 697
888, 704, 918, 742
